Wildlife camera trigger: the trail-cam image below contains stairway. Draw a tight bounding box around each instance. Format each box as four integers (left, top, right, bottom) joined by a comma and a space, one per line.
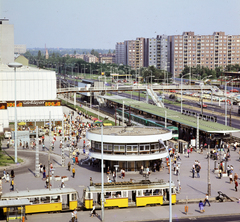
146, 86, 164, 107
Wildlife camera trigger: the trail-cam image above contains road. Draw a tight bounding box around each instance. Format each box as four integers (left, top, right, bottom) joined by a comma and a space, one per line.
109, 91, 240, 129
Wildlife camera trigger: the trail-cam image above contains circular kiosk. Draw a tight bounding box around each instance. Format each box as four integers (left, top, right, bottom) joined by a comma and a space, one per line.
86, 126, 172, 172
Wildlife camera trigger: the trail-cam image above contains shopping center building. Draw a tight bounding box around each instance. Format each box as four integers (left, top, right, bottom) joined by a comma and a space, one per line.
0, 64, 63, 134
87, 125, 171, 172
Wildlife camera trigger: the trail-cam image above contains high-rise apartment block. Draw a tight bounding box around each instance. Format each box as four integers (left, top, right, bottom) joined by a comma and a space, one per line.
147, 35, 170, 71
171, 31, 240, 76
115, 42, 126, 65
115, 32, 240, 77
0, 19, 14, 64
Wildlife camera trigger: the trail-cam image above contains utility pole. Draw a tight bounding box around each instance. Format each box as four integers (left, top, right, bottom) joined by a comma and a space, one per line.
208, 145, 211, 195
35, 126, 40, 177
48, 111, 51, 190
61, 118, 65, 167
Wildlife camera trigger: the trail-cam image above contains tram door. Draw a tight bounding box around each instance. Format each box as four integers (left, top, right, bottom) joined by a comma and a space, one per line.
163, 189, 169, 201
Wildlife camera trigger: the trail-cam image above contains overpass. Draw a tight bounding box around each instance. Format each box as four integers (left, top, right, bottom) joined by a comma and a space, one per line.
56, 84, 212, 94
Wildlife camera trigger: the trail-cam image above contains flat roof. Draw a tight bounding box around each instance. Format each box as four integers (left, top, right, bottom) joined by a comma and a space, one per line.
103, 96, 240, 134
0, 199, 30, 208
2, 188, 77, 199
88, 126, 169, 136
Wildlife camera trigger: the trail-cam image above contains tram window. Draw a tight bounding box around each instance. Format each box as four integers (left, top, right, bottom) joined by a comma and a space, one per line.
72, 193, 77, 201
153, 189, 161, 195
51, 196, 60, 203
29, 197, 39, 204
41, 196, 50, 203
137, 190, 142, 196
143, 189, 152, 196
112, 191, 121, 198
122, 191, 127, 197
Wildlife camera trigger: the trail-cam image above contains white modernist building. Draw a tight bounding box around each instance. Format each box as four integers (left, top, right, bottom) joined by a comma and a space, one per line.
0, 64, 63, 132
87, 126, 171, 172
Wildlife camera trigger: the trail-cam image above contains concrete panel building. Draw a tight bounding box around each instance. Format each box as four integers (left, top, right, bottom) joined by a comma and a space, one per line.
115, 42, 126, 65
171, 31, 240, 77
0, 19, 14, 64
14, 45, 27, 54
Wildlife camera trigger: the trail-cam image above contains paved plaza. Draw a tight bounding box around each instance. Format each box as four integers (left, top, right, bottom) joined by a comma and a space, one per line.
1, 105, 240, 221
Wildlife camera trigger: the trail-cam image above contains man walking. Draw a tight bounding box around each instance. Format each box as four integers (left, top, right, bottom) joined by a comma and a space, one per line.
72, 167, 75, 178
204, 194, 211, 206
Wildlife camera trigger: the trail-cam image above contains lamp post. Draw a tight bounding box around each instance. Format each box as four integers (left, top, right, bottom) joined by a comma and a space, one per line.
225, 78, 239, 125
101, 116, 109, 222
181, 73, 190, 114
8, 62, 22, 164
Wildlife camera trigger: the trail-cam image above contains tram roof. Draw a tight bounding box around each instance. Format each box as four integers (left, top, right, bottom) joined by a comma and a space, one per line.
103, 95, 240, 134
0, 199, 30, 208
85, 181, 175, 192
1, 188, 77, 199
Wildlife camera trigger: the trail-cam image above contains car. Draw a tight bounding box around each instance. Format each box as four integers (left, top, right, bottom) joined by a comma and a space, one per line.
175, 97, 185, 102
230, 89, 239, 93
197, 102, 207, 108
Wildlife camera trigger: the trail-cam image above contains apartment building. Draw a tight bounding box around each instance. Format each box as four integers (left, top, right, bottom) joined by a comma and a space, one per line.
14, 45, 27, 54
171, 31, 240, 77
0, 18, 14, 64
115, 42, 126, 65
147, 35, 170, 71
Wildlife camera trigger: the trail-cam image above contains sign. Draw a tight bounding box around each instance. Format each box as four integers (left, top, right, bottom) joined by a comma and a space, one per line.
0, 102, 7, 109
6, 100, 61, 107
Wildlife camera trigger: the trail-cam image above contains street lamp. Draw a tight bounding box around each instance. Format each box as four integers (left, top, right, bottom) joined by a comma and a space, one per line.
225, 78, 239, 125
8, 62, 23, 163
181, 73, 190, 113
200, 75, 212, 115
101, 116, 109, 222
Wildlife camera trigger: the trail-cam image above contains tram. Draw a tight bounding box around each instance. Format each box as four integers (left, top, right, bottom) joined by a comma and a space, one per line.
116, 109, 179, 140
83, 180, 176, 209
1, 188, 78, 214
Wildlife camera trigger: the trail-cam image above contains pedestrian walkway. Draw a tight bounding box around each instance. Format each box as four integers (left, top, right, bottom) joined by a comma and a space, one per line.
1, 104, 240, 221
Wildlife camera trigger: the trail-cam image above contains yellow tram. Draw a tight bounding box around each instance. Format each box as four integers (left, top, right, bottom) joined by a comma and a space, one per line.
1, 188, 78, 214
83, 180, 176, 209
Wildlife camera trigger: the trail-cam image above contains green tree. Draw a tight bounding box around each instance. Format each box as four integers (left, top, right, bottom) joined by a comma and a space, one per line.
37, 50, 42, 59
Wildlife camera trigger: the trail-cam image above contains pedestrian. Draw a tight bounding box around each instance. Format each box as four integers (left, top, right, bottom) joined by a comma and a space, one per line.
199, 200, 205, 213
234, 173, 238, 181
140, 165, 143, 175
68, 161, 71, 171
229, 173, 233, 184
43, 169, 46, 180
177, 180, 181, 192
3, 169, 6, 181
235, 180, 238, 192
10, 170, 14, 178
195, 164, 201, 178
219, 169, 222, 179
6, 172, 9, 183
90, 204, 98, 218
42, 135, 45, 144
192, 166, 195, 178
72, 167, 75, 178
204, 194, 211, 206
90, 177, 93, 186
187, 148, 190, 158
71, 208, 77, 222
112, 171, 116, 182
10, 179, 14, 191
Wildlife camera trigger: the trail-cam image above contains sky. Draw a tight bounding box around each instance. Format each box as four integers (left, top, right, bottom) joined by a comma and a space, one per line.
1, 0, 240, 49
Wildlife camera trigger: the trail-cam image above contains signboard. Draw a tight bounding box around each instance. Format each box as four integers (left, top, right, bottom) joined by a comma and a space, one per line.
0, 103, 7, 109
6, 100, 61, 107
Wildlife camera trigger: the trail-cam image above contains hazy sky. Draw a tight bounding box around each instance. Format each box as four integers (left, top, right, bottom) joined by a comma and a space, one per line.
1, 0, 240, 49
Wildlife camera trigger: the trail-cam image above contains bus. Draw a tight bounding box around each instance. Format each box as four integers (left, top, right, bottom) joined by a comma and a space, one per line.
83, 180, 176, 209
116, 109, 179, 140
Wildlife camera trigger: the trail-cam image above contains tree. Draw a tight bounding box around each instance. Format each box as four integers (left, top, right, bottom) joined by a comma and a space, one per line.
108, 49, 111, 54
38, 50, 42, 59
